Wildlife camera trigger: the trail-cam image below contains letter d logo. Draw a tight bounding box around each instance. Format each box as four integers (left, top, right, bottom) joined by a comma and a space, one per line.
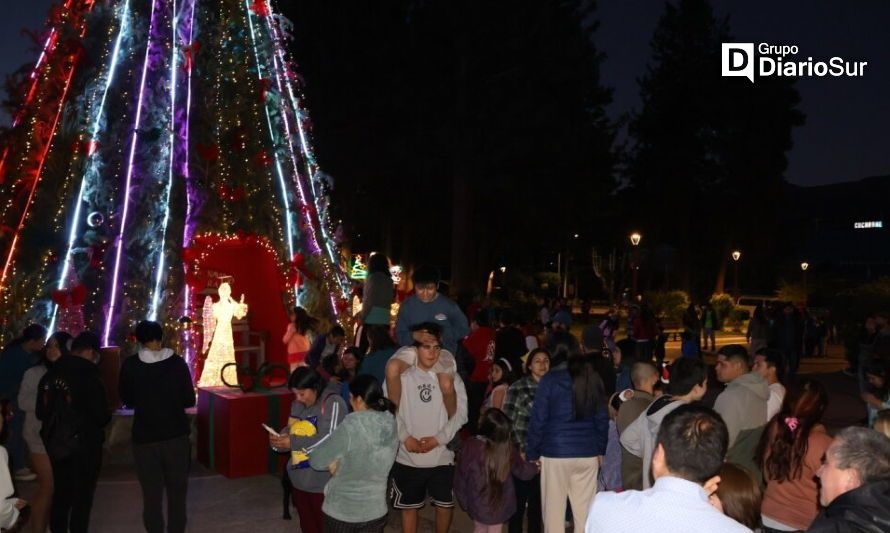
722, 43, 754, 83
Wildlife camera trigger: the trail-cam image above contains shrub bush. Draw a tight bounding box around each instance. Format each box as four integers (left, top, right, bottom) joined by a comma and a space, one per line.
709, 293, 735, 330
643, 290, 690, 323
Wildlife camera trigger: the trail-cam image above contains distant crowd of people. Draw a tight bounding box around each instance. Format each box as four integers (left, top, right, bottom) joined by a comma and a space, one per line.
1, 254, 889, 533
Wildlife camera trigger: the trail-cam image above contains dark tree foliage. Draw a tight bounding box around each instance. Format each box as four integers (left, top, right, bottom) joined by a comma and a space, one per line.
280, 0, 617, 294
624, 0, 803, 298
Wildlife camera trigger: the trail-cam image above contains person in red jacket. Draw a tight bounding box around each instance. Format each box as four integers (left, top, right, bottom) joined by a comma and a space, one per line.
463, 310, 495, 433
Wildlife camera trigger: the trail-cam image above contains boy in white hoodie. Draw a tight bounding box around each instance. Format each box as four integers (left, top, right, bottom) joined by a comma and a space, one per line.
619, 358, 708, 489
388, 323, 468, 533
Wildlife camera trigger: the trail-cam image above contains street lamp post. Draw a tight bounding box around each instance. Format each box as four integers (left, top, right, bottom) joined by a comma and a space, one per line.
558, 233, 580, 299
731, 250, 741, 301
563, 253, 569, 299
800, 262, 809, 304
630, 232, 641, 299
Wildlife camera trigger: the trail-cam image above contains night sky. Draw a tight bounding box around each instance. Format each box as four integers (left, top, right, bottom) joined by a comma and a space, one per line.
2, 0, 888, 187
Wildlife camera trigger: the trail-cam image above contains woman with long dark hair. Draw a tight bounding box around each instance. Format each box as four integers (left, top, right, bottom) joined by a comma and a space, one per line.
455, 408, 537, 532
269, 367, 346, 533
713, 462, 763, 531
481, 358, 516, 411
356, 325, 398, 385
17, 331, 70, 533
309, 375, 398, 532
757, 379, 832, 532
526, 334, 608, 531
502, 348, 551, 533
359, 253, 394, 327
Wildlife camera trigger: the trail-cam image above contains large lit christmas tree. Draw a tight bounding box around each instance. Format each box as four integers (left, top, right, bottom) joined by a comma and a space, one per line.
0, 0, 350, 373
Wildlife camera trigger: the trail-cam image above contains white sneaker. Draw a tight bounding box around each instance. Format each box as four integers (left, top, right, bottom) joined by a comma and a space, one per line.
14, 468, 37, 482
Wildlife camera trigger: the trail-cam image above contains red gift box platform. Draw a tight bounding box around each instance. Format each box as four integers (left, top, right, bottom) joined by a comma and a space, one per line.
197, 386, 292, 478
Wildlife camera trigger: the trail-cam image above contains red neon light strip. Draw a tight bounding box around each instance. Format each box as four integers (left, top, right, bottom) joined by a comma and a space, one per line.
0, 65, 78, 294
0, 1, 94, 295
0, 0, 76, 180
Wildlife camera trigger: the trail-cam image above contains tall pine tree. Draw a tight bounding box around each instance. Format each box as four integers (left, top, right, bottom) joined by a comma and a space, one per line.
0, 0, 350, 361
284, 0, 617, 295
626, 0, 803, 298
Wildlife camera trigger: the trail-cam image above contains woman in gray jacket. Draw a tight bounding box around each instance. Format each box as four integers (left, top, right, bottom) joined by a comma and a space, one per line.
310, 374, 398, 532
270, 367, 347, 533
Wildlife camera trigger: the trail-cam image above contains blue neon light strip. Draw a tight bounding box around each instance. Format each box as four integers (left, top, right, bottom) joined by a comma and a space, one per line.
49, 0, 132, 335
148, 0, 181, 320
105, 0, 161, 345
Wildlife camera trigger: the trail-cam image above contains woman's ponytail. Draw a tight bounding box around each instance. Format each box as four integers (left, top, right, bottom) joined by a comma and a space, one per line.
349, 374, 394, 414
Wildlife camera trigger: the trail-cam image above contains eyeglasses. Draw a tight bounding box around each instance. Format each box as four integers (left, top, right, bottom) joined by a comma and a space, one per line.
419, 344, 442, 351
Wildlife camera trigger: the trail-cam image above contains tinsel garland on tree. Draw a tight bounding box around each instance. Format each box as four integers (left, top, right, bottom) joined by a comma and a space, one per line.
0, 0, 350, 350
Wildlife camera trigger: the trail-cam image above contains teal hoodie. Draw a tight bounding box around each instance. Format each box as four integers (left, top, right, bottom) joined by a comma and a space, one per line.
309, 409, 398, 523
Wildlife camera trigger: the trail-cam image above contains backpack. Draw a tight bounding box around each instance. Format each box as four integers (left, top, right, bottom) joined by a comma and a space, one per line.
39, 374, 85, 460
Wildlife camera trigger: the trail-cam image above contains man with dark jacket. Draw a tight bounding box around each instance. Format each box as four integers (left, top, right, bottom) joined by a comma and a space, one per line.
306, 325, 345, 371
581, 325, 617, 397
777, 304, 803, 380
494, 308, 527, 372
120, 321, 196, 533
809, 427, 890, 532
37, 331, 110, 533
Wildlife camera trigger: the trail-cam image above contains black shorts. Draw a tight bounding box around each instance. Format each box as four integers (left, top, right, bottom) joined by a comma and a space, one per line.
390, 462, 455, 509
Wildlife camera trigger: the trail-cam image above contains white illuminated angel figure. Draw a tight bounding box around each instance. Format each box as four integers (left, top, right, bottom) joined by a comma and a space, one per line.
198, 281, 248, 387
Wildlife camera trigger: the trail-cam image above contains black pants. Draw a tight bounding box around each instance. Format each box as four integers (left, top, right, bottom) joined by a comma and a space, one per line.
322, 513, 387, 533
133, 435, 191, 533
50, 445, 103, 533
785, 349, 801, 382
508, 473, 541, 533
466, 381, 487, 434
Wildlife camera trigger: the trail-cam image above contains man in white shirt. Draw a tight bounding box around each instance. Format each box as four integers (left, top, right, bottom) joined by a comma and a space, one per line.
587, 404, 751, 533
752, 348, 786, 420
388, 322, 468, 533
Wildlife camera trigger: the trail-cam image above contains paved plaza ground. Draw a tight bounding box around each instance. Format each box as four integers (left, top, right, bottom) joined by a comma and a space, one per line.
14, 339, 863, 532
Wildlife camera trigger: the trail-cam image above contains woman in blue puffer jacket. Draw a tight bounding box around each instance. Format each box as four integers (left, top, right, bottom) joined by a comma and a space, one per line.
526, 332, 608, 532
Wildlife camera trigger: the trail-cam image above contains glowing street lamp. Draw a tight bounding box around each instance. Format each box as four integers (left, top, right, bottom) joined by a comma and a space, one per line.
800, 262, 809, 305
629, 232, 642, 298
731, 250, 741, 300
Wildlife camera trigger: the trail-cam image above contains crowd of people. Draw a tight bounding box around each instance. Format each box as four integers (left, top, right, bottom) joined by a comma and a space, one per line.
1, 254, 889, 532
264, 258, 890, 532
